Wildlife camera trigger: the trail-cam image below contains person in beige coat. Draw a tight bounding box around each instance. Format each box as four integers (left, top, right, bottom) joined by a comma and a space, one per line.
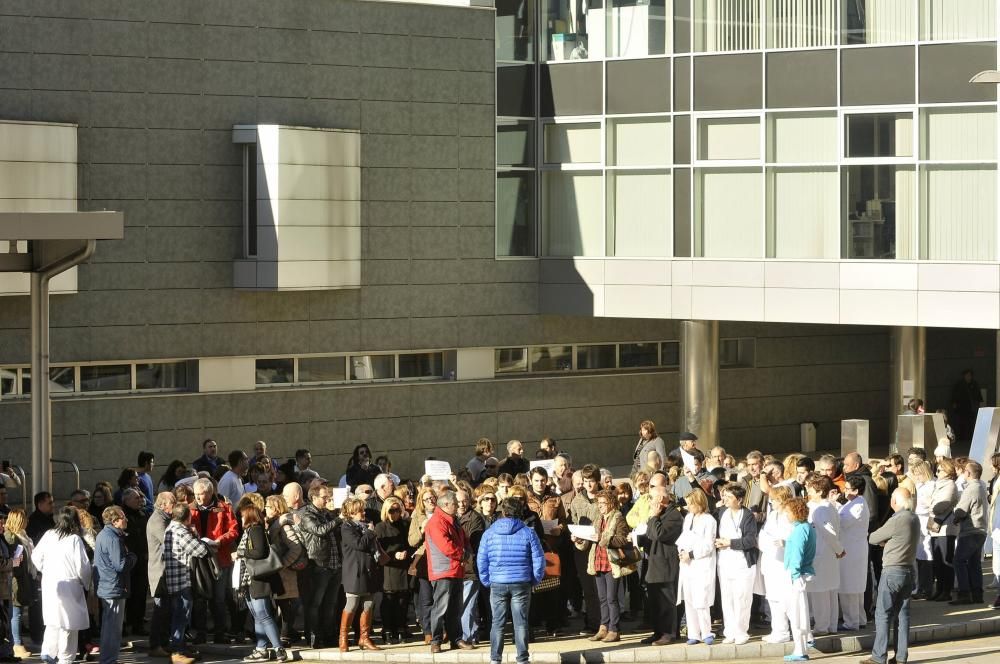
572, 489, 635, 643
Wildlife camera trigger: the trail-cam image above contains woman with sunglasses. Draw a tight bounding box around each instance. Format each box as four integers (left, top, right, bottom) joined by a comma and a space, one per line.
375, 497, 412, 644
407, 488, 439, 644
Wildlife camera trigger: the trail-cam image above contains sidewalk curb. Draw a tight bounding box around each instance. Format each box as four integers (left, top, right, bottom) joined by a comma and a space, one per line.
296, 615, 1000, 662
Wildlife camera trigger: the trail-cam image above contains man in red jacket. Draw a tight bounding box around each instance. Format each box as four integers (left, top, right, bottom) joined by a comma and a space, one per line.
190, 478, 240, 644
424, 491, 473, 652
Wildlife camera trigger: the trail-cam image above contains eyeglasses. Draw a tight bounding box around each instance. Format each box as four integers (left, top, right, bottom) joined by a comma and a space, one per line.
388, 507, 402, 513
422, 497, 436, 503
480, 497, 497, 502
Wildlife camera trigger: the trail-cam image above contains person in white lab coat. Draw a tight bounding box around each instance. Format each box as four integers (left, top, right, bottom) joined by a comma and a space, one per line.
31, 506, 92, 664
805, 475, 844, 636
714, 483, 758, 645
758, 485, 794, 644
909, 460, 936, 599
838, 476, 870, 630
676, 488, 717, 645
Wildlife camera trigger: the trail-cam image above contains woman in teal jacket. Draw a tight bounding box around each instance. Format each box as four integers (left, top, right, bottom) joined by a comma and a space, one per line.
783, 497, 816, 662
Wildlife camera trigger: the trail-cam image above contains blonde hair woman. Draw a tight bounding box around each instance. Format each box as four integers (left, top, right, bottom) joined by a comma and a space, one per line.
408, 487, 438, 643
264, 495, 303, 643
5, 509, 36, 658
758, 485, 794, 643
677, 489, 717, 645
375, 497, 412, 643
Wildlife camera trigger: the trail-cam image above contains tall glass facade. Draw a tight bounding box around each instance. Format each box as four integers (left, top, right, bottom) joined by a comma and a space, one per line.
496, 0, 1000, 261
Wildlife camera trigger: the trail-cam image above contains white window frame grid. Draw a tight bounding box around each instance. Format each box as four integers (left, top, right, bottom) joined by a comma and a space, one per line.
495, 0, 1000, 261
255, 351, 447, 388
0, 360, 196, 399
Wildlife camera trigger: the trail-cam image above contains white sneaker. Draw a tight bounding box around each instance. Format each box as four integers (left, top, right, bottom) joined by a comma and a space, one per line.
763, 634, 791, 644
722, 638, 736, 644
734, 637, 750, 645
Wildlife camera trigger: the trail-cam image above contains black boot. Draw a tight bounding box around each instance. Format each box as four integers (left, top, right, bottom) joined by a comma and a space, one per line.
949, 591, 973, 605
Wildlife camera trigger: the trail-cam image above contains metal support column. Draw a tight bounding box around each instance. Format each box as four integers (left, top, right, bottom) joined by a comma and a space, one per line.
30, 273, 51, 496
680, 320, 719, 449
890, 326, 926, 445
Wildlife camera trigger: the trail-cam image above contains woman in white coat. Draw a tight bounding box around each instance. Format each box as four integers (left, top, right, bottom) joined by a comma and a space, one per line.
676, 489, 717, 645
805, 475, 844, 635
837, 476, 870, 630
31, 507, 92, 664
714, 483, 758, 646
910, 461, 936, 599
758, 486, 794, 644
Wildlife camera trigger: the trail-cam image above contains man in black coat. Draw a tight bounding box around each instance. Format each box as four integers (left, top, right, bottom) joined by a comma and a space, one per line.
642, 485, 684, 645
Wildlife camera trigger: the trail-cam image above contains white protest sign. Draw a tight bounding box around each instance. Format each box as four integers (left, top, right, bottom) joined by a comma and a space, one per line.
568, 524, 598, 542
530, 459, 555, 475
424, 460, 452, 481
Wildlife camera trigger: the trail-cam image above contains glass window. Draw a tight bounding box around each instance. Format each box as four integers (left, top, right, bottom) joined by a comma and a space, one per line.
497, 0, 537, 61
543, 123, 601, 164
620, 343, 659, 367
766, 0, 836, 48
843, 165, 915, 259
661, 341, 680, 367
497, 172, 536, 256
842, 0, 915, 44
576, 344, 616, 370
698, 117, 761, 161
720, 338, 755, 367
498, 121, 535, 167
530, 345, 573, 371
350, 355, 395, 381
543, 0, 605, 60
695, 0, 762, 52
399, 352, 444, 379
766, 168, 839, 258
846, 113, 913, 159
920, 166, 997, 261
766, 112, 837, 163
255, 359, 293, 385
80, 365, 131, 392
136, 362, 191, 390
608, 0, 671, 57
21, 367, 76, 394
298, 357, 347, 383
695, 168, 764, 257
0, 368, 15, 396
541, 171, 604, 256
608, 171, 672, 256
920, 108, 997, 162
920, 0, 996, 41
496, 348, 529, 373
608, 118, 671, 167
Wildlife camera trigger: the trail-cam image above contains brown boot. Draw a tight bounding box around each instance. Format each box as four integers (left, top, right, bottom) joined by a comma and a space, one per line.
359, 609, 381, 651
588, 626, 608, 641
424, 634, 433, 645
602, 631, 620, 643
339, 611, 354, 652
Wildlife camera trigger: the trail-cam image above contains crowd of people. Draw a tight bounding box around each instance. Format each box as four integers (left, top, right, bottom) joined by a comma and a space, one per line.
1, 425, 998, 664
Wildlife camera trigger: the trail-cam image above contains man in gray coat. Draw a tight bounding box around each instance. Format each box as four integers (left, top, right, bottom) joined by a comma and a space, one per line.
861, 488, 919, 664
146, 492, 176, 657
951, 460, 988, 605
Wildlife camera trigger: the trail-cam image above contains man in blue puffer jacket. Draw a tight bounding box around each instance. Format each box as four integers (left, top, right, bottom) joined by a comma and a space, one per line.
477, 497, 545, 664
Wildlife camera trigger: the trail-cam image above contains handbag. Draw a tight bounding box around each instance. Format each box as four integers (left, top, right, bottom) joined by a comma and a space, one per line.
191, 554, 220, 601
608, 544, 640, 567
927, 510, 952, 534
245, 545, 284, 580
543, 551, 561, 578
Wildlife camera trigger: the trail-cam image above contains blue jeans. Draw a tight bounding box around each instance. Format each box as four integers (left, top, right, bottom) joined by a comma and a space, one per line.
461, 580, 480, 642
489, 582, 531, 664
169, 588, 194, 653
247, 597, 282, 650
593, 572, 621, 632
98, 598, 126, 664
954, 533, 986, 595
11, 604, 21, 646
871, 566, 913, 664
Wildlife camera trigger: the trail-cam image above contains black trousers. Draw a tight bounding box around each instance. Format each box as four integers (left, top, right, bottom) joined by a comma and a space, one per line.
380, 591, 409, 636
647, 581, 677, 639
573, 548, 599, 631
